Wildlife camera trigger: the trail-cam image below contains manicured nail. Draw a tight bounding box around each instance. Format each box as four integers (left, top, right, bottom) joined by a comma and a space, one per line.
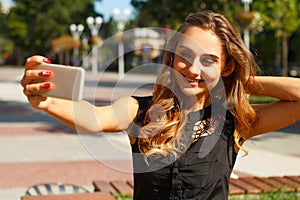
43, 58, 52, 64
42, 82, 51, 89
41, 71, 52, 77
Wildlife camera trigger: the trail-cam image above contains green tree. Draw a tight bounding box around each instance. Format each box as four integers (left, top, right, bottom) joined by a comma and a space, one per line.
131, 0, 241, 29
253, 0, 300, 76
7, 0, 99, 64
0, 3, 14, 64
0, 3, 8, 37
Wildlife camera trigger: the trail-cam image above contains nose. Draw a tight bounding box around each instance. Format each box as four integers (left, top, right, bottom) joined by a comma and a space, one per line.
189, 58, 201, 76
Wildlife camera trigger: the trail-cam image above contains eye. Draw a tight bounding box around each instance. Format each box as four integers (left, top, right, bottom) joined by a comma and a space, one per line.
200, 56, 216, 67
176, 50, 195, 64
179, 51, 192, 60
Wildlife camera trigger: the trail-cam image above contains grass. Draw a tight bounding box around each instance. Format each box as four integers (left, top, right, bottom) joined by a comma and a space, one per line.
229, 191, 299, 200
115, 191, 300, 200
114, 195, 133, 200
248, 95, 278, 104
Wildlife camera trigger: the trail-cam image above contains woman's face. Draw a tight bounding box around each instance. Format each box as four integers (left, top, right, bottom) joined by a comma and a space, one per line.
172, 26, 226, 99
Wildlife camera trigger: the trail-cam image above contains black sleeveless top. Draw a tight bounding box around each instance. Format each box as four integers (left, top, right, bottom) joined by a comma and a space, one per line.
128, 96, 237, 200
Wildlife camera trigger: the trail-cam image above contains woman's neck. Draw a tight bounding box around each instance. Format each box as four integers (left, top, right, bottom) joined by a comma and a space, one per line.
180, 93, 211, 112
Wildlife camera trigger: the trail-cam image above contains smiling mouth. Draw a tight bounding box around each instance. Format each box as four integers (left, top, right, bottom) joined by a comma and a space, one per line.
184, 76, 204, 84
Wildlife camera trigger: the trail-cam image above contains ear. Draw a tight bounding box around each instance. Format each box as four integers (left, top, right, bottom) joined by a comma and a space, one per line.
221, 61, 235, 77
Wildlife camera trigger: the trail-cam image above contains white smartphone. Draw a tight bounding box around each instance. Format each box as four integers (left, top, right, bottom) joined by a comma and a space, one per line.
33, 63, 85, 101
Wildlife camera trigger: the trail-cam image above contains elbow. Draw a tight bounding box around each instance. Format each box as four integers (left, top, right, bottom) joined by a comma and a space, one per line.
74, 124, 121, 134
74, 125, 102, 134
289, 95, 300, 102
287, 101, 300, 120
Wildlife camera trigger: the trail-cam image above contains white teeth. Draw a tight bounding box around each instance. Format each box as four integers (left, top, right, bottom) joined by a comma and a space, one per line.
186, 77, 199, 82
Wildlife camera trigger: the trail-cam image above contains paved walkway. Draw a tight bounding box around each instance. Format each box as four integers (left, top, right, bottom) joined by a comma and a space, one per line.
0, 66, 300, 200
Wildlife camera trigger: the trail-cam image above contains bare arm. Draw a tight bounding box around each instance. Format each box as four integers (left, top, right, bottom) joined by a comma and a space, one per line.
247, 76, 300, 101
42, 97, 138, 133
246, 76, 300, 138
21, 55, 138, 133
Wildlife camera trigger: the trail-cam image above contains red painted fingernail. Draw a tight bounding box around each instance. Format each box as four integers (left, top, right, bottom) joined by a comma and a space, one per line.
41, 71, 52, 77
42, 82, 51, 89
43, 58, 52, 64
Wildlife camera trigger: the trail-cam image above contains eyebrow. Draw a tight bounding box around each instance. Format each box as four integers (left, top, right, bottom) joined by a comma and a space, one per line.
203, 54, 220, 61
177, 45, 220, 60
177, 45, 193, 52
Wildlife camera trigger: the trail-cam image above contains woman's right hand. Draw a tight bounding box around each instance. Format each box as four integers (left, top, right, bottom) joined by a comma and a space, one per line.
21, 55, 54, 110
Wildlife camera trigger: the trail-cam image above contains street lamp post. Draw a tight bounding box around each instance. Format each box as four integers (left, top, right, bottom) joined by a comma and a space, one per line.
241, 0, 253, 49
81, 35, 89, 69
113, 8, 131, 78
86, 16, 103, 74
69, 24, 84, 65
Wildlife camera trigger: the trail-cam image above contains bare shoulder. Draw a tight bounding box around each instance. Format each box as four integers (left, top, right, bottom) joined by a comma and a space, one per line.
112, 96, 140, 122
92, 96, 140, 133
113, 96, 141, 144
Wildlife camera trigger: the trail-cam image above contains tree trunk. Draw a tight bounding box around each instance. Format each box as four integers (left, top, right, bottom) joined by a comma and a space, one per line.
275, 37, 281, 73
282, 33, 289, 76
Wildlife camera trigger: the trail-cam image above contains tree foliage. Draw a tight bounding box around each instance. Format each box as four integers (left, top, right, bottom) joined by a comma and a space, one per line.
131, 0, 300, 76
131, 0, 241, 29
0, 4, 8, 37
7, 0, 97, 55
253, 0, 300, 75
2, 0, 300, 73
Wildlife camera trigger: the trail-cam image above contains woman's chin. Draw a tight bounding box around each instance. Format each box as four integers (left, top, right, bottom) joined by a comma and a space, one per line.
176, 87, 207, 98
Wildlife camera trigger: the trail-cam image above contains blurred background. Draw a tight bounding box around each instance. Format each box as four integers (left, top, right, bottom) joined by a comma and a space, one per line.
0, 0, 300, 77
1, 1, 300, 199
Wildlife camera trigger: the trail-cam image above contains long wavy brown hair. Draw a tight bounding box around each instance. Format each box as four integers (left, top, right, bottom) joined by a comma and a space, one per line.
138, 11, 258, 160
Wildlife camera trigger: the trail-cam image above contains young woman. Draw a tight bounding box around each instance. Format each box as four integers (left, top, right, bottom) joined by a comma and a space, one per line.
21, 11, 300, 199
